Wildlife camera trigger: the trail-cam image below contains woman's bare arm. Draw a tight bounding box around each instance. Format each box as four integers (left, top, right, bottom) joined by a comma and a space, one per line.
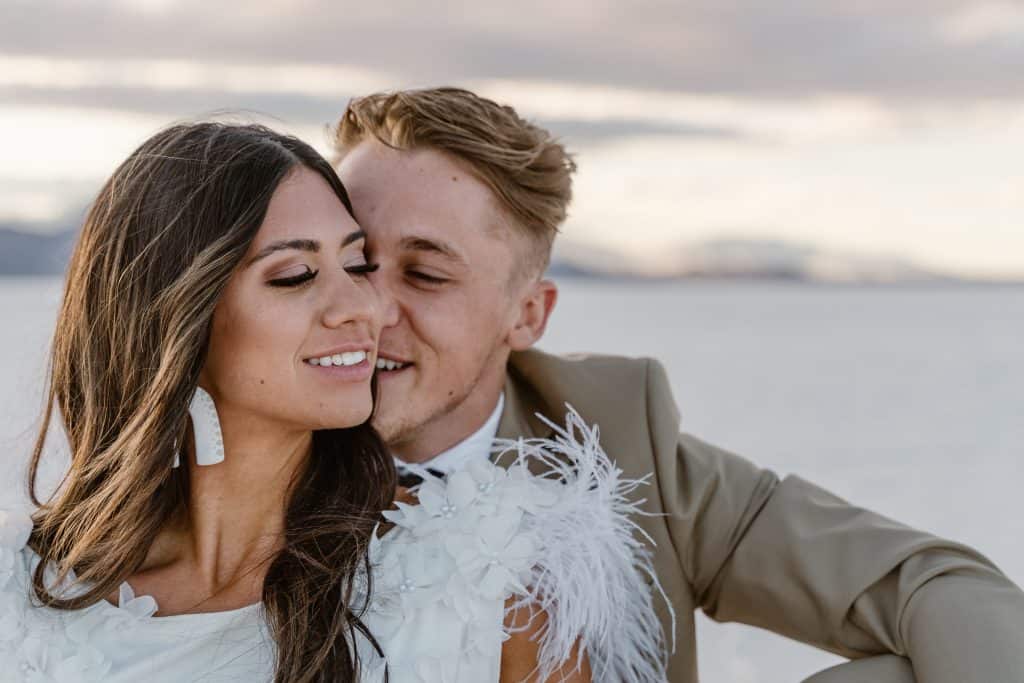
500, 598, 592, 683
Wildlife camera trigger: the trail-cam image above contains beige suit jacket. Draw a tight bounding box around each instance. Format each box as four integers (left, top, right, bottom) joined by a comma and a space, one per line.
499, 349, 1024, 683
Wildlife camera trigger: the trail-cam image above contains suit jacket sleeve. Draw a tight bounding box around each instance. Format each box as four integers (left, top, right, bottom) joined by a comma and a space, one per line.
643, 358, 1024, 681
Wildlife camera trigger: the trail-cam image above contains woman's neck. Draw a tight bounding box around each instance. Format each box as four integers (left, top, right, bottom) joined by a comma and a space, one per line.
137, 405, 312, 614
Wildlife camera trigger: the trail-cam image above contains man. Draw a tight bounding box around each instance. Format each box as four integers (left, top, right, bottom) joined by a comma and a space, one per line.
333, 88, 1024, 682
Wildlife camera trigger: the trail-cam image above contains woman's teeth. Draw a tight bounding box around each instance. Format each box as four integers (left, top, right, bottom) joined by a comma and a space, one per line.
306, 351, 367, 367
375, 359, 408, 371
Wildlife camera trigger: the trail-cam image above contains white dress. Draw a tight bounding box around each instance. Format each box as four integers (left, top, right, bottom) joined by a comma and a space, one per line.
0, 409, 671, 682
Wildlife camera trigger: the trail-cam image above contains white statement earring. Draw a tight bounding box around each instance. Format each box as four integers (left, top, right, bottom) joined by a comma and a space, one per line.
172, 386, 225, 468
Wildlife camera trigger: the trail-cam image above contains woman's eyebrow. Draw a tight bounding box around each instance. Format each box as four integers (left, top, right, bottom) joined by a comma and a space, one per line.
343, 229, 367, 247
245, 230, 363, 267
246, 239, 320, 266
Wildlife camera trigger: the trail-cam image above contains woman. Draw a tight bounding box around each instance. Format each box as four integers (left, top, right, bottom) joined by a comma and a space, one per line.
1, 122, 397, 682
0, 122, 667, 682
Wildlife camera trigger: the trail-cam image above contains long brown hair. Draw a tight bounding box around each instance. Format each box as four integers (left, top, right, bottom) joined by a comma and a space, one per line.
27, 122, 396, 682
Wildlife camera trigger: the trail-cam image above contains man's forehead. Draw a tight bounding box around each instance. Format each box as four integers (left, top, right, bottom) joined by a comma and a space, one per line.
341, 141, 523, 263
340, 140, 469, 185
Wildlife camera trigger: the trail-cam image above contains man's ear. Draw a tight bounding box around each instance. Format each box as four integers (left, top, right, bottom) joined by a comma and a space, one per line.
507, 279, 558, 351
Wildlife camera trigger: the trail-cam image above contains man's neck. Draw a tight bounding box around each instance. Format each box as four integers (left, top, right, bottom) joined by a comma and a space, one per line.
391, 389, 505, 465
395, 393, 505, 473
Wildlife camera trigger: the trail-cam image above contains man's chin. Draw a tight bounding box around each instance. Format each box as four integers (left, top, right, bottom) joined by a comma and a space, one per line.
370, 406, 419, 447
371, 371, 485, 454
372, 397, 459, 453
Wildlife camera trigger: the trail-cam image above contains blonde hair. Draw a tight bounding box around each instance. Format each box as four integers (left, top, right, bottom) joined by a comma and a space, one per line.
333, 87, 577, 275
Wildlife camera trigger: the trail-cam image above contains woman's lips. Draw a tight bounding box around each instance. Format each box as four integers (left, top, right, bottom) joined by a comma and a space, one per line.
305, 350, 371, 367
304, 357, 374, 382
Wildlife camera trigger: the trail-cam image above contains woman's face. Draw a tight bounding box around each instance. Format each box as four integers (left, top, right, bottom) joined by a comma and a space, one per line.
201, 166, 387, 433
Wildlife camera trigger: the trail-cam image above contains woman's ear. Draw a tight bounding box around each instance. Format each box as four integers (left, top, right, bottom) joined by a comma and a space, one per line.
507, 279, 558, 351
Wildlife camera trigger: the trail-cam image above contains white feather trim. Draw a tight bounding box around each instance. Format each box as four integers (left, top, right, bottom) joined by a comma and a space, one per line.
493, 404, 675, 683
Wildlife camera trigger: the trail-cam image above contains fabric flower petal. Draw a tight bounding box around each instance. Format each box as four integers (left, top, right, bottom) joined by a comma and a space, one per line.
445, 470, 478, 508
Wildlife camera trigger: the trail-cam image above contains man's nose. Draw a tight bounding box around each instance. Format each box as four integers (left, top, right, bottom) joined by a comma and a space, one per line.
368, 268, 400, 330
379, 290, 399, 329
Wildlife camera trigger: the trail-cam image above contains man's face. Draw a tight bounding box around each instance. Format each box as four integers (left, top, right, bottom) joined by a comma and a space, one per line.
336, 140, 530, 459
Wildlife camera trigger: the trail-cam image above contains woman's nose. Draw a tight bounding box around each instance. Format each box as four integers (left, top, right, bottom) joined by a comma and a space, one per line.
321, 274, 378, 331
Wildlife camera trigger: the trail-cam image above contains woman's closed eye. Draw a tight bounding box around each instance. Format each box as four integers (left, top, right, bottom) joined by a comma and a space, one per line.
268, 265, 318, 288
345, 262, 380, 277
267, 261, 380, 288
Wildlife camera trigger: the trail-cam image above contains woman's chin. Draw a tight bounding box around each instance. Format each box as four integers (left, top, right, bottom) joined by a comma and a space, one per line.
309, 403, 374, 431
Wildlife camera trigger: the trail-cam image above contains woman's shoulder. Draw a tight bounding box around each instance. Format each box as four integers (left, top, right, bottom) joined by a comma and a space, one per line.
0, 509, 32, 547
373, 406, 673, 682
0, 508, 264, 683
0, 508, 33, 593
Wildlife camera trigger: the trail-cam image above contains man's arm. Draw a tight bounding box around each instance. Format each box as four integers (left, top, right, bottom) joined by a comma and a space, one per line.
703, 473, 1024, 680
804, 655, 915, 683
644, 359, 1024, 681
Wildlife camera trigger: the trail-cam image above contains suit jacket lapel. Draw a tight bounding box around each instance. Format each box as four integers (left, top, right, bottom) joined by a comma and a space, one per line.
496, 372, 540, 441
495, 369, 564, 476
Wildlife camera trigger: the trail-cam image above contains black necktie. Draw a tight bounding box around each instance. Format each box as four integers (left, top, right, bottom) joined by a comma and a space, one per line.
396, 467, 446, 488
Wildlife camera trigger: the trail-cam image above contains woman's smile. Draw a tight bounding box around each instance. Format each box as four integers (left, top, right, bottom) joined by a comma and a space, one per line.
302, 347, 376, 382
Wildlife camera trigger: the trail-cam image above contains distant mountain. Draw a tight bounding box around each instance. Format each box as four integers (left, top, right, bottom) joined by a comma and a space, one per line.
0, 226, 76, 275
551, 237, 961, 284
666, 238, 947, 283
0, 227, 1013, 284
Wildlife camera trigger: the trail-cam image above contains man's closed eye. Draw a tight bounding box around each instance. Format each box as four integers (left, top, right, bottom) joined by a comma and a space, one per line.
407, 271, 449, 285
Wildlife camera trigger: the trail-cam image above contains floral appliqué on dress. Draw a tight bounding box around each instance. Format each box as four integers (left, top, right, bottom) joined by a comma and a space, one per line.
0, 509, 160, 683
357, 406, 673, 683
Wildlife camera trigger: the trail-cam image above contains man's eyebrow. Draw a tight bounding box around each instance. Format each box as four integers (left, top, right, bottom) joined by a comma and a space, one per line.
400, 236, 466, 264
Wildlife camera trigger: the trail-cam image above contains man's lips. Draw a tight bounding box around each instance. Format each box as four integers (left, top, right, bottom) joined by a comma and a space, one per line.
375, 355, 412, 372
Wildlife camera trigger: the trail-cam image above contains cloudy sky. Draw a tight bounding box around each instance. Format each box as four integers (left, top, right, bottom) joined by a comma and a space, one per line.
2, 0, 1023, 277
